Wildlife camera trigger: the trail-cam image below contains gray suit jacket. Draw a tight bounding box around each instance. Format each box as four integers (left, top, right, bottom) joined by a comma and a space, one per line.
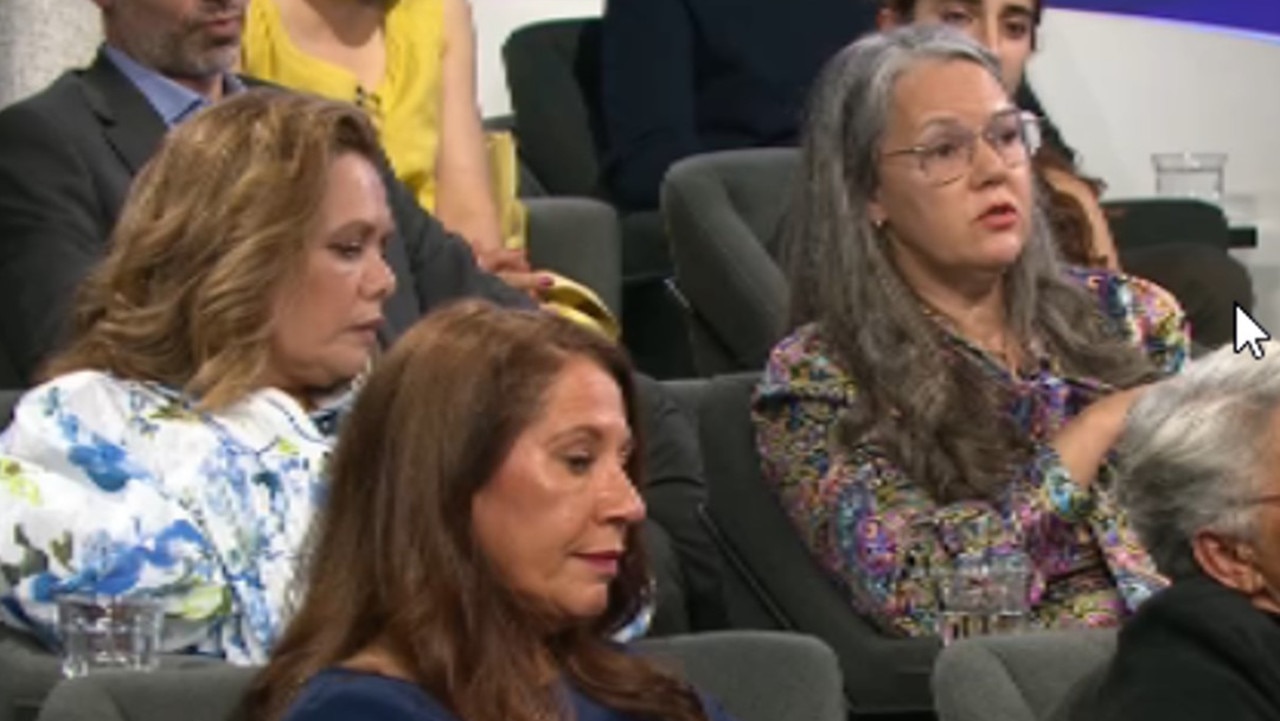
0, 49, 528, 386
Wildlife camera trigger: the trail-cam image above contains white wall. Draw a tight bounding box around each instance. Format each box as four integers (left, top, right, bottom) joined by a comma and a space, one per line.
1029, 9, 1280, 202
0, 0, 100, 107
1026, 9, 1280, 326
472, 0, 602, 117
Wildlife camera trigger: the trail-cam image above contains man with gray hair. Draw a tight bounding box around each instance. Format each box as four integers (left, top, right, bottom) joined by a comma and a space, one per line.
1079, 345, 1280, 720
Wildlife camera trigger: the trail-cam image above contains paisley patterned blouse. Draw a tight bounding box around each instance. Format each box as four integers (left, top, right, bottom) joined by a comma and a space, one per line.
753, 268, 1190, 637
0, 371, 348, 664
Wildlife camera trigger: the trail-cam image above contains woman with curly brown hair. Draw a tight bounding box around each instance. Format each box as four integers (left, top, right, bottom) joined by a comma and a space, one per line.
0, 89, 395, 663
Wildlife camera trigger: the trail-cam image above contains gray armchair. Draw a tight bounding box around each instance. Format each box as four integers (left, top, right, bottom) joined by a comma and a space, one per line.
932, 629, 1116, 721
692, 373, 940, 715
503, 18, 692, 378
1, 626, 231, 721
662, 150, 797, 376
1, 626, 61, 721
525, 197, 623, 318
34, 631, 843, 721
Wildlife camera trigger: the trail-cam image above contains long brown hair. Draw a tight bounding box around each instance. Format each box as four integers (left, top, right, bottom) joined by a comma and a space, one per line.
246, 301, 708, 721
44, 89, 383, 409
1035, 145, 1110, 267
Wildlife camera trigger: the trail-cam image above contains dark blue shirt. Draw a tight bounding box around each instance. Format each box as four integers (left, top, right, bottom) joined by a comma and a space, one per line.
599, 0, 878, 210
281, 668, 739, 721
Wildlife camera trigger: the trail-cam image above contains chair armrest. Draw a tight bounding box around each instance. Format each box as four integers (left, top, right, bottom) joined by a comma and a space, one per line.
524, 197, 622, 317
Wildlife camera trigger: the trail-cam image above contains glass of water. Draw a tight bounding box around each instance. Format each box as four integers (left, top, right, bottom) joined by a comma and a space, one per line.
56, 595, 163, 678
936, 559, 989, 645
935, 551, 1032, 645
1152, 152, 1227, 204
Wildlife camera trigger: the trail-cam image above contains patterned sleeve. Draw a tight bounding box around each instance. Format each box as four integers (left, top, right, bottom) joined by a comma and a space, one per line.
0, 373, 224, 652
1123, 274, 1191, 375
1073, 268, 1190, 375
751, 328, 1094, 637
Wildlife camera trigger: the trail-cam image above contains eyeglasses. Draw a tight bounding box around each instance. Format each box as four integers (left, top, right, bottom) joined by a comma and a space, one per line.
881, 109, 1042, 186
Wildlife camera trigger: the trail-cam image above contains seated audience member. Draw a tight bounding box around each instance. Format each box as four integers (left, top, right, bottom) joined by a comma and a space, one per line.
878, 0, 1254, 347
0, 0, 528, 388
1087, 345, 1280, 721
243, 0, 518, 270
247, 301, 734, 721
0, 89, 392, 663
754, 26, 1187, 638
0, 0, 724, 633
599, 0, 878, 211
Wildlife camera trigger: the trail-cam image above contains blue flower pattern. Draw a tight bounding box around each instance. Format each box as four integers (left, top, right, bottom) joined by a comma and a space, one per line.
0, 371, 342, 664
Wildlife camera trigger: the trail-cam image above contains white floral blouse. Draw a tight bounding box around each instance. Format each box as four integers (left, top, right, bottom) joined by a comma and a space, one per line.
0, 371, 345, 665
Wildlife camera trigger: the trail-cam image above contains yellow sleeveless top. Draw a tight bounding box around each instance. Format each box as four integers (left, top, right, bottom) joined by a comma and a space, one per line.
242, 0, 445, 214
242, 0, 614, 338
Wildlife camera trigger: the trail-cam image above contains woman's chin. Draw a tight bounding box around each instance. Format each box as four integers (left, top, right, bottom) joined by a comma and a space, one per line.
976, 233, 1026, 269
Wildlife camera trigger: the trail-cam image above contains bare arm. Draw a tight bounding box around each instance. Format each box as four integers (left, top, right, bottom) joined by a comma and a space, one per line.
434, 0, 510, 267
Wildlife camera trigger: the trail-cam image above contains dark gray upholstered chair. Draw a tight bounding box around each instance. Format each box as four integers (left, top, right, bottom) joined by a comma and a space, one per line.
0, 626, 227, 721
662, 150, 797, 376
1, 626, 61, 721
33, 664, 253, 721
1102, 197, 1230, 251
692, 372, 940, 715
525, 197, 623, 318
503, 16, 693, 379
502, 17, 670, 284
34, 631, 843, 721
932, 629, 1116, 721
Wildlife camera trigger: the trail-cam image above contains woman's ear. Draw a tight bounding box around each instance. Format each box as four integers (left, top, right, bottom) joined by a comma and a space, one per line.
1193, 530, 1263, 593
867, 193, 888, 229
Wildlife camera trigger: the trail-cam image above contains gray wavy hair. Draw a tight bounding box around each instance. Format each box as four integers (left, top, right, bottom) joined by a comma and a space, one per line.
1116, 344, 1280, 579
784, 25, 1160, 503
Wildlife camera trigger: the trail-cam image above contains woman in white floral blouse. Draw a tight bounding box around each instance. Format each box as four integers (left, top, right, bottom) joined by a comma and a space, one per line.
0, 90, 396, 664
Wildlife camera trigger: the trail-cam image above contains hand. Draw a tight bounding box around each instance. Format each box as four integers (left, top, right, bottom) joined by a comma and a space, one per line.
496, 270, 556, 301
1050, 385, 1150, 489
476, 247, 531, 275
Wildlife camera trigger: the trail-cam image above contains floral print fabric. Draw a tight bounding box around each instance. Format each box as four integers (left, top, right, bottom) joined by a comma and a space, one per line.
753, 268, 1190, 637
0, 371, 341, 664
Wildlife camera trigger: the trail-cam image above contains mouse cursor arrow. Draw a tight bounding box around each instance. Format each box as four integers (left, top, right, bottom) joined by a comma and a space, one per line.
1234, 303, 1270, 360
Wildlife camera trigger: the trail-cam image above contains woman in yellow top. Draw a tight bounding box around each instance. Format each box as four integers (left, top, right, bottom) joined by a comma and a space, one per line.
242, 0, 527, 280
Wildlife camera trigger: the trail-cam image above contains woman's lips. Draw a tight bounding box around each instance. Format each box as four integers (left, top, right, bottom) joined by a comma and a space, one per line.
576, 552, 622, 576
977, 204, 1019, 231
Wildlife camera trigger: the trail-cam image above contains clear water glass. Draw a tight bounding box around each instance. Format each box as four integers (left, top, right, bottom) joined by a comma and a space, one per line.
935, 551, 1031, 645
56, 595, 163, 678
1153, 152, 1227, 204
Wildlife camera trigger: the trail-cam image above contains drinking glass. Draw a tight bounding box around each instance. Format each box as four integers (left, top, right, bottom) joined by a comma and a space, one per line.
1152, 152, 1227, 204
56, 595, 163, 678
935, 551, 1031, 645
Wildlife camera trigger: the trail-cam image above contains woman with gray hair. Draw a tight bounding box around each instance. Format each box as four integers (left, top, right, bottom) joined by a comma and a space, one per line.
1083, 344, 1280, 720
753, 25, 1189, 637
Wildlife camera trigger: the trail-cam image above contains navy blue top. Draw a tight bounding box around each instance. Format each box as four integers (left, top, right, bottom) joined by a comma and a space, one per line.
599, 0, 878, 210
281, 668, 738, 721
